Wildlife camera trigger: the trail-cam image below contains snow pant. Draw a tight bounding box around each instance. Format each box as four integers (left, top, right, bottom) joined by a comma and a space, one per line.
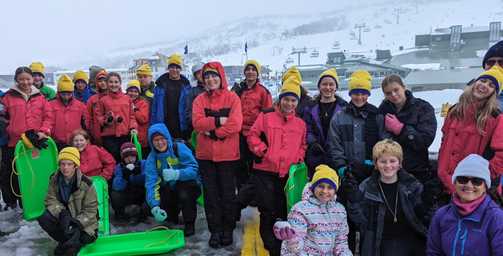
237, 134, 253, 190
37, 210, 96, 248
110, 185, 147, 216
252, 170, 288, 256
159, 180, 201, 224
198, 159, 238, 234
102, 135, 130, 163
380, 234, 426, 256
0, 146, 19, 207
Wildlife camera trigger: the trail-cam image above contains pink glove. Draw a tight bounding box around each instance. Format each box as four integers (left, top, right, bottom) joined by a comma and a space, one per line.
273, 221, 296, 241
385, 114, 404, 135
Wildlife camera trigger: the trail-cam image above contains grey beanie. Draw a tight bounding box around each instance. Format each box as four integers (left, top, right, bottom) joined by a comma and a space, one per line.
192, 62, 205, 74
452, 154, 491, 187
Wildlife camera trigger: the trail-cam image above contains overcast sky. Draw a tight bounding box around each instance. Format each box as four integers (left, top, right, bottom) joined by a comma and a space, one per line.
0, 0, 353, 73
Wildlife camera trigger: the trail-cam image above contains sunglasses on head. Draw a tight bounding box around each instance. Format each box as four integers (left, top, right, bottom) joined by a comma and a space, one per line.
456, 176, 485, 186
486, 59, 503, 67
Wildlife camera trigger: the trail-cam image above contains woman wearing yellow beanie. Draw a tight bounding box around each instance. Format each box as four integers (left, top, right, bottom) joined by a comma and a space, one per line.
273, 164, 352, 255
245, 76, 307, 256
281, 66, 313, 116
302, 68, 348, 178
37, 147, 98, 255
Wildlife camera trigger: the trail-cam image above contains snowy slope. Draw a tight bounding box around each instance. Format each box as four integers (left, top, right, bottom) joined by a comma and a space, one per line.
79, 0, 503, 72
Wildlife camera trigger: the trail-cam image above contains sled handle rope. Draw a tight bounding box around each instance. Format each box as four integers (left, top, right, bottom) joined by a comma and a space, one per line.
10, 146, 37, 198
144, 226, 179, 248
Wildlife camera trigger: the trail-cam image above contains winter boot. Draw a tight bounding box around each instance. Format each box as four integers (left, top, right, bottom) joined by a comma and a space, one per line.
208, 232, 222, 249
221, 231, 233, 246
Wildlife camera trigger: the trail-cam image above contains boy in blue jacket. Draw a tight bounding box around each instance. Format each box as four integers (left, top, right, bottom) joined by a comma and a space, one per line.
145, 123, 200, 236
111, 142, 147, 225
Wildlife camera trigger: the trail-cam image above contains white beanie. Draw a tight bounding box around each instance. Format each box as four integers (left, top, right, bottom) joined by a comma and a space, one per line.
192, 62, 205, 74
452, 154, 491, 187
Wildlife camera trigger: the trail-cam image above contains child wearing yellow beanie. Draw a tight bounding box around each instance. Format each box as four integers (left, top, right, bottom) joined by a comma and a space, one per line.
39, 146, 99, 255
272, 164, 351, 255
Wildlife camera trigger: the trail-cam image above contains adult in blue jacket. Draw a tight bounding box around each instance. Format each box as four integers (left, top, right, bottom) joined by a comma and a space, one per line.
150, 54, 192, 140
145, 123, 200, 236
427, 154, 503, 256
110, 142, 147, 224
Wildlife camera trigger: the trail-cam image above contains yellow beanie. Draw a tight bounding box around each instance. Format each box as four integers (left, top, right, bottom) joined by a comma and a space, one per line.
73, 70, 89, 84
282, 66, 302, 84
136, 64, 153, 77
58, 147, 80, 167
244, 59, 261, 75
348, 69, 372, 95
29, 61, 45, 75
57, 74, 75, 92
311, 164, 340, 190
318, 68, 339, 87
478, 65, 503, 93
127, 79, 141, 91
279, 77, 301, 99
167, 54, 183, 68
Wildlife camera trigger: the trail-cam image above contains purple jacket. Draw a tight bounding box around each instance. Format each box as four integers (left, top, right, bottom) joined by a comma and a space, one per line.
427, 195, 503, 256
302, 96, 347, 146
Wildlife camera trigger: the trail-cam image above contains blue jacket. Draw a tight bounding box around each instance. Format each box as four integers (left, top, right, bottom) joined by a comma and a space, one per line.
150, 74, 191, 133
144, 123, 199, 208
498, 92, 503, 110
0, 90, 7, 146
112, 160, 146, 191
427, 195, 503, 256
74, 85, 95, 104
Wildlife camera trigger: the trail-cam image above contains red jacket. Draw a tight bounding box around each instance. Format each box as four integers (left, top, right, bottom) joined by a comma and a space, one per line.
192, 62, 243, 162
79, 144, 115, 180
95, 92, 137, 138
86, 93, 106, 145
1, 87, 53, 147
132, 97, 150, 147
235, 81, 273, 136
50, 96, 88, 144
247, 108, 307, 177
438, 107, 503, 192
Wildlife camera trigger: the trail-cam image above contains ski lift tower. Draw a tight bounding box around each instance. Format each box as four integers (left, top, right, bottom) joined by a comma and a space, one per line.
290, 47, 307, 66
355, 23, 366, 45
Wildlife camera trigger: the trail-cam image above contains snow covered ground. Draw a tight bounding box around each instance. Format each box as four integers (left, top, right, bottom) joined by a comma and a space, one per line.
0, 205, 248, 256
0, 87, 464, 255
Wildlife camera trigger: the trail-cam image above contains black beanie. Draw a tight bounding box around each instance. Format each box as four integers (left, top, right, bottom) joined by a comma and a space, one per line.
483, 40, 503, 68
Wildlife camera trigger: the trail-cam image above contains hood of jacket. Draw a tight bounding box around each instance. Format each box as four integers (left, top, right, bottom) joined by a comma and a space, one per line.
202, 61, 229, 91
147, 123, 175, 159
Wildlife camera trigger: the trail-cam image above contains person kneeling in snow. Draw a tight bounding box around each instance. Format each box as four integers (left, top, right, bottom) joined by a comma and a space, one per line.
110, 142, 148, 225
145, 123, 201, 237
38, 147, 98, 256
273, 165, 352, 256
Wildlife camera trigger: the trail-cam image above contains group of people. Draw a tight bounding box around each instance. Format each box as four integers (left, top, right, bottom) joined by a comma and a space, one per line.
1, 40, 503, 256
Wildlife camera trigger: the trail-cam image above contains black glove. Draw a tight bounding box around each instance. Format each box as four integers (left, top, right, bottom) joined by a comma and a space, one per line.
116, 116, 123, 123
349, 162, 374, 184
38, 137, 48, 149
341, 172, 361, 203
59, 210, 81, 235
62, 226, 81, 249
25, 129, 40, 148
309, 143, 325, 155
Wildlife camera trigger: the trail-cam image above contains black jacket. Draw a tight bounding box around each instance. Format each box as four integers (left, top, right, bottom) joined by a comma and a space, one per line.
348, 170, 427, 256
378, 90, 436, 179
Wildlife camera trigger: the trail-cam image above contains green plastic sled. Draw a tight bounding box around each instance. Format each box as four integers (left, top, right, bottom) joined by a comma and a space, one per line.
79, 229, 185, 256
190, 131, 204, 207
14, 137, 58, 221
131, 133, 143, 160
91, 176, 110, 236
284, 163, 308, 213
